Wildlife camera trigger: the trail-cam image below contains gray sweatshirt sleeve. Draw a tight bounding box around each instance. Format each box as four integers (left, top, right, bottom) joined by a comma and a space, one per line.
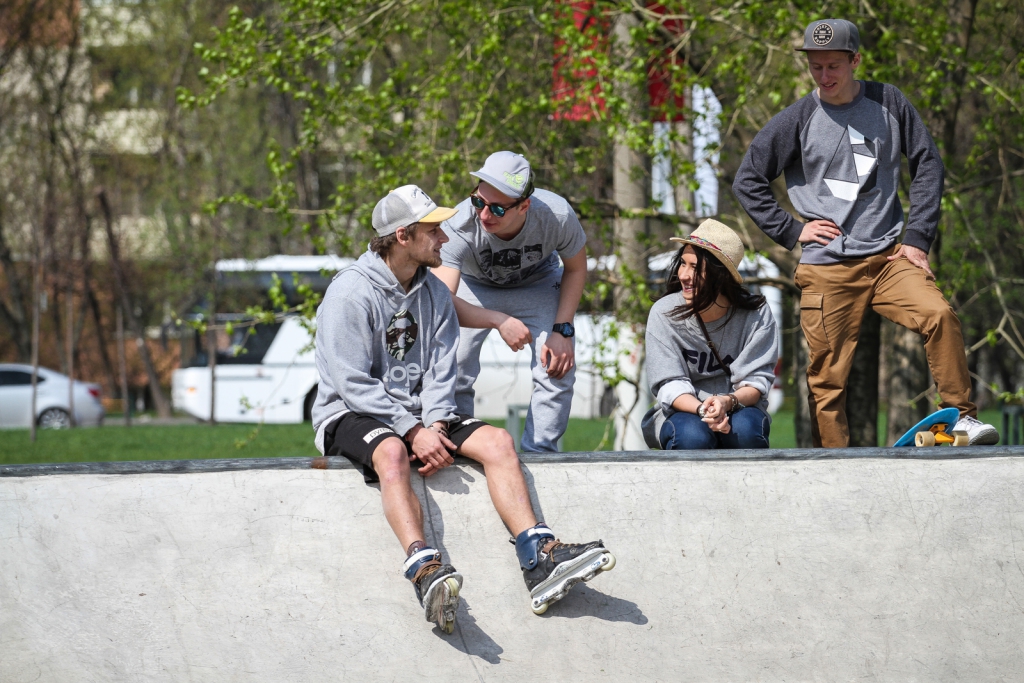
727, 307, 779, 397
885, 84, 944, 253
317, 293, 419, 437
417, 281, 460, 427
733, 96, 819, 249
645, 310, 697, 412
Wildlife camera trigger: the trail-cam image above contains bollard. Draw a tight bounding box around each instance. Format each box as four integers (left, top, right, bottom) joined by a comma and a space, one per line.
1003, 403, 1023, 446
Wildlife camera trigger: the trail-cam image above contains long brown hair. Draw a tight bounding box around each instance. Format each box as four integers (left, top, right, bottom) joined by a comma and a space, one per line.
663, 245, 765, 321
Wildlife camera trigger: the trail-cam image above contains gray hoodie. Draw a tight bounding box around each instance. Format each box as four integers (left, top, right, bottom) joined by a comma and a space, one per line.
312, 250, 459, 441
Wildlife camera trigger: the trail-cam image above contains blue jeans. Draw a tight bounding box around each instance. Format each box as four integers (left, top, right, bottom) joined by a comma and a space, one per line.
659, 408, 771, 450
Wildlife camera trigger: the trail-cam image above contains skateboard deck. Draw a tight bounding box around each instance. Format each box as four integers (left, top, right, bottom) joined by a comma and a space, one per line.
893, 407, 968, 447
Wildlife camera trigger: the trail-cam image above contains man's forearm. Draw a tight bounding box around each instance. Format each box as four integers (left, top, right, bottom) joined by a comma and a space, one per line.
452, 295, 505, 330
553, 264, 586, 324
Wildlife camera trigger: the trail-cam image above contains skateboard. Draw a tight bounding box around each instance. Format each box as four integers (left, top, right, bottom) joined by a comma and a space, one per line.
893, 407, 969, 447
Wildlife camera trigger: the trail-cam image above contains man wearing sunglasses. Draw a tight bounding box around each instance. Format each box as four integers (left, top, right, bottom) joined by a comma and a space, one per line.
433, 151, 588, 452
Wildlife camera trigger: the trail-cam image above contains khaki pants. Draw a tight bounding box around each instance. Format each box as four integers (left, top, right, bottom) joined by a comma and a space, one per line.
795, 248, 976, 448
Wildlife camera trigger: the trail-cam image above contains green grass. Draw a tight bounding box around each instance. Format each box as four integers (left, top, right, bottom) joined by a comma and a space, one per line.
0, 417, 616, 465
0, 409, 1013, 466
0, 423, 319, 465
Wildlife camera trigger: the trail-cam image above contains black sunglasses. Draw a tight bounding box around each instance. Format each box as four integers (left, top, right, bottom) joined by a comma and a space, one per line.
470, 193, 526, 218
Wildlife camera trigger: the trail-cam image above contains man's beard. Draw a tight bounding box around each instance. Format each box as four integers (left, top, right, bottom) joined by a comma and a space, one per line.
418, 252, 442, 268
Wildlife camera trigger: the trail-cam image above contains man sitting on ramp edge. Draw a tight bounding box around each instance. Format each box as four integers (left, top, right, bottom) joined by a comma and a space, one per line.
311, 185, 615, 632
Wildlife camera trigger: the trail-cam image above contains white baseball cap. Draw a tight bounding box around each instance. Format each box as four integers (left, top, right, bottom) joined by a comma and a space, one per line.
371, 185, 458, 236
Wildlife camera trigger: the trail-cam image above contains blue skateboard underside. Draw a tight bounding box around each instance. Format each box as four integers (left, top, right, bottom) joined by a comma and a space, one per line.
893, 407, 961, 447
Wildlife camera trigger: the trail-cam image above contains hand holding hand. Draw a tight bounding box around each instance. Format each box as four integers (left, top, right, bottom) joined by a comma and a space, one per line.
798, 219, 842, 246
497, 316, 532, 352
540, 332, 575, 379
408, 424, 456, 477
701, 396, 732, 433
887, 244, 934, 280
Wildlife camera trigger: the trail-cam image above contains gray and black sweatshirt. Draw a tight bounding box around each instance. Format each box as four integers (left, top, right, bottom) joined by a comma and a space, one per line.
312, 250, 459, 448
733, 81, 943, 264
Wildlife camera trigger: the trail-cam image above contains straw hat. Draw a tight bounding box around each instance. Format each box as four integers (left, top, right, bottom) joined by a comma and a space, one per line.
669, 219, 745, 284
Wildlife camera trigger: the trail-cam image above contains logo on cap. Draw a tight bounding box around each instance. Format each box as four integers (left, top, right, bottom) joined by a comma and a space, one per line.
812, 23, 833, 45
503, 171, 525, 190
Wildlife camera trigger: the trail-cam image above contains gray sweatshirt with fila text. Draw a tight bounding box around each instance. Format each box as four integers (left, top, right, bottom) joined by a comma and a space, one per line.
733, 81, 943, 264
312, 250, 459, 439
646, 297, 779, 415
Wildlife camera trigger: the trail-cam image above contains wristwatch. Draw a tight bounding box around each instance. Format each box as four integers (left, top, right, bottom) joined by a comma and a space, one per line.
551, 322, 575, 338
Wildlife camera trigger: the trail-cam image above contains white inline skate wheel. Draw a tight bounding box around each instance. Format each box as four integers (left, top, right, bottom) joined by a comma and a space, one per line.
601, 552, 616, 572
531, 600, 549, 615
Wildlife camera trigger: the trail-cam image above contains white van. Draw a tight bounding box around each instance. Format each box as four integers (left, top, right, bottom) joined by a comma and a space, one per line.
172, 253, 784, 424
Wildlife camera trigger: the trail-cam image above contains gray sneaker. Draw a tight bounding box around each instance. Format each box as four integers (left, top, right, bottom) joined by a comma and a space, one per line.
954, 415, 999, 445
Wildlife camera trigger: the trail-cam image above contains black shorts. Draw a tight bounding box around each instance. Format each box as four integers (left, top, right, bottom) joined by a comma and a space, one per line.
323, 412, 489, 483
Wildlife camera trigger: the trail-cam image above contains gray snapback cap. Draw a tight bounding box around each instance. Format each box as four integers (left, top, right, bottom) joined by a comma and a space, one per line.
371, 185, 457, 237
470, 151, 534, 199
796, 19, 860, 52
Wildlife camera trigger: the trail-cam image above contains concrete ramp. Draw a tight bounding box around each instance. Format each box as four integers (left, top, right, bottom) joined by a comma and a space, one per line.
3, 449, 1024, 681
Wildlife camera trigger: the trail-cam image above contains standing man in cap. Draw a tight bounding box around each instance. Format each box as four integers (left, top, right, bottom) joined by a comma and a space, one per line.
433, 151, 589, 452
312, 185, 614, 632
733, 19, 998, 447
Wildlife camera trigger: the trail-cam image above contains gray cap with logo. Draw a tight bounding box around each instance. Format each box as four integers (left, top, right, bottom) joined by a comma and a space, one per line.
796, 19, 860, 53
371, 185, 457, 237
470, 151, 534, 199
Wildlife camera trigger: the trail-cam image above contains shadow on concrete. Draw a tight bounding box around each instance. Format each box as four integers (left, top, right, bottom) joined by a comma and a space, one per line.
520, 465, 545, 524
423, 460, 478, 495
436, 597, 504, 664
539, 584, 648, 624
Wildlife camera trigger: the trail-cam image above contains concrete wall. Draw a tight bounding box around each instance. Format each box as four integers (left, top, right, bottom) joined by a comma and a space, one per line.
3, 453, 1024, 681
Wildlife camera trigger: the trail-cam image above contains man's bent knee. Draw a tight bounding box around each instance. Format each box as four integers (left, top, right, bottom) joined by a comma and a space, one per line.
462, 426, 519, 465
371, 437, 411, 485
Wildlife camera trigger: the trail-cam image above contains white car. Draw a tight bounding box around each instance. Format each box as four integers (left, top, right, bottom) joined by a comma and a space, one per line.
0, 363, 105, 429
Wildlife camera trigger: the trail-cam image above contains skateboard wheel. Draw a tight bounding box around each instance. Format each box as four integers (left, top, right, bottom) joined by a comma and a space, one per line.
952, 431, 970, 447
915, 431, 936, 447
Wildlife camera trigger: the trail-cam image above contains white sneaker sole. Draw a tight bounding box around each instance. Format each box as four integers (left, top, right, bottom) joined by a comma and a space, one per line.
529, 548, 615, 615
968, 426, 1000, 445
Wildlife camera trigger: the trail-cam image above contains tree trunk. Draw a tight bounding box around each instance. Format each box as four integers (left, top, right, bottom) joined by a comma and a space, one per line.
0, 210, 32, 362
117, 305, 131, 427
98, 189, 173, 418
88, 286, 120, 398
885, 321, 930, 446
792, 296, 813, 448
30, 257, 42, 443
846, 309, 881, 447
67, 283, 76, 427
611, 12, 651, 450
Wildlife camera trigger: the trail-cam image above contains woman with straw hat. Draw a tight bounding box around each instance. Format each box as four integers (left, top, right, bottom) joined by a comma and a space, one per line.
643, 219, 780, 450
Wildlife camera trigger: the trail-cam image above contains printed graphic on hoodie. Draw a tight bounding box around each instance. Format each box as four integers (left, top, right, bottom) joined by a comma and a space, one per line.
385, 309, 418, 360
823, 124, 878, 202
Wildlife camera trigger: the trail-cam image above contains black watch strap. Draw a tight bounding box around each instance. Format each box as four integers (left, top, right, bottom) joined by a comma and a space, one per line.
552, 322, 575, 338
